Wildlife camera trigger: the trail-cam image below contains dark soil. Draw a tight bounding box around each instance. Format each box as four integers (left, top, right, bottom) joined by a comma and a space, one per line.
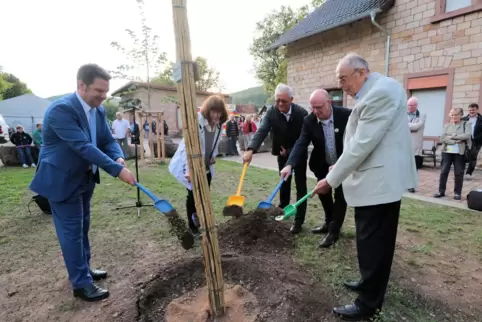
137, 254, 334, 322
222, 205, 244, 217
164, 209, 194, 250
137, 208, 332, 322
218, 208, 293, 254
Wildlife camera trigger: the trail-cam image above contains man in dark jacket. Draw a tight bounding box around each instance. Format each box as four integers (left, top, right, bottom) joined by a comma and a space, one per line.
243, 83, 308, 234
10, 125, 36, 168
462, 103, 482, 179
281, 89, 351, 247
225, 114, 239, 156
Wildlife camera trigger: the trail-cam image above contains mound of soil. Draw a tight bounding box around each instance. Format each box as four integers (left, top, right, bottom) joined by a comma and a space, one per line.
137, 254, 334, 322
218, 208, 293, 254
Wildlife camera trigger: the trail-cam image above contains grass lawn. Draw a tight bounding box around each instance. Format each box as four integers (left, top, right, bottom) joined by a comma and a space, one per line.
0, 159, 481, 322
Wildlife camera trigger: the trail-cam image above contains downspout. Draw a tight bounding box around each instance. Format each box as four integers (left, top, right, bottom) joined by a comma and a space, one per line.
370, 11, 390, 76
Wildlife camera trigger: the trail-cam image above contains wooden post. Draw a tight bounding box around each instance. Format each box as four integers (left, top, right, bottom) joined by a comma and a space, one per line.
160, 112, 166, 161
172, 0, 225, 316
139, 113, 145, 160
156, 113, 161, 160
147, 114, 154, 159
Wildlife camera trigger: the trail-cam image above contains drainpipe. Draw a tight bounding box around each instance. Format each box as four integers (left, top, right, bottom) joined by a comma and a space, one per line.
370, 11, 390, 76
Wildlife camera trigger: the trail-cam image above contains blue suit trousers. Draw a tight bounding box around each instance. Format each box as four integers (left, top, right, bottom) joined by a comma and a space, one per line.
49, 173, 96, 289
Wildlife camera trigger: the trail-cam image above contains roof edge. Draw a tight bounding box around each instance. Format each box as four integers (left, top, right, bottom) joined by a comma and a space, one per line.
263, 11, 376, 52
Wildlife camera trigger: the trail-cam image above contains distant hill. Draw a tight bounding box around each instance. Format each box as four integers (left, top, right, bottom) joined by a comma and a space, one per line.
46, 93, 70, 101
230, 86, 272, 107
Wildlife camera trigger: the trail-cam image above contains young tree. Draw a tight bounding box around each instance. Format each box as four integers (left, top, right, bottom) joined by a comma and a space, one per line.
110, 0, 167, 111
249, 0, 324, 95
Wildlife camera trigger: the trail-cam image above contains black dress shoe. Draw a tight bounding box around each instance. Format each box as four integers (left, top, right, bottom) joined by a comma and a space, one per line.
90, 269, 108, 281
454, 194, 461, 200
73, 283, 110, 302
434, 192, 445, 198
319, 232, 339, 248
343, 280, 364, 292
333, 303, 374, 321
408, 188, 415, 193
311, 224, 329, 234
290, 223, 302, 234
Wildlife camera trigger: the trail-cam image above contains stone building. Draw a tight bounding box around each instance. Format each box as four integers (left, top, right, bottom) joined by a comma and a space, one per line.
267, 0, 482, 144
110, 81, 231, 135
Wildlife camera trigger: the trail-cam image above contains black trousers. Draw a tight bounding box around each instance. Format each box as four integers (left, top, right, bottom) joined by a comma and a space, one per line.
414, 155, 423, 170
438, 152, 466, 195
317, 182, 347, 233
227, 136, 239, 155
186, 172, 212, 231
466, 145, 481, 175
354, 200, 401, 312
277, 155, 308, 224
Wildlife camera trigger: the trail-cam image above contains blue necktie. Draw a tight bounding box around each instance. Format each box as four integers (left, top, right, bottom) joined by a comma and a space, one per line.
89, 108, 97, 174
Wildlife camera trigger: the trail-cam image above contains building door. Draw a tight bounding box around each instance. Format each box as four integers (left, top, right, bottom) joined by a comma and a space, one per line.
410, 88, 447, 137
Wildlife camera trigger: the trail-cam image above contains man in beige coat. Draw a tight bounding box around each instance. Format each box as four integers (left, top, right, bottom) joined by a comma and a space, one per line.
313, 53, 418, 321
407, 97, 426, 192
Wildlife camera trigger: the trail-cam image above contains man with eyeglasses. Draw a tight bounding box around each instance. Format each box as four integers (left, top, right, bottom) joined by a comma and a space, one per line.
243, 83, 308, 234
312, 53, 417, 320
280, 89, 351, 248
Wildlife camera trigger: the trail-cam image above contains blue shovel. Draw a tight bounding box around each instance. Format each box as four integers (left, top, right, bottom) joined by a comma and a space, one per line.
135, 182, 174, 214
257, 171, 293, 209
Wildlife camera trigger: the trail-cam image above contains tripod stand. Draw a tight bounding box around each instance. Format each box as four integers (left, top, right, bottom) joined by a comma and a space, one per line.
115, 105, 152, 217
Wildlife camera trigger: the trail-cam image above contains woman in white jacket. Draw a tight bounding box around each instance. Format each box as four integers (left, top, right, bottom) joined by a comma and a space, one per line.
169, 95, 228, 234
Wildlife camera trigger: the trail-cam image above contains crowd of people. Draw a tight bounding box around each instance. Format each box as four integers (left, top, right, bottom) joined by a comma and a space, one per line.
23, 52, 482, 321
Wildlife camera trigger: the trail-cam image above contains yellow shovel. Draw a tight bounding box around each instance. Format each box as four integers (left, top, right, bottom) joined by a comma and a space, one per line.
223, 162, 249, 217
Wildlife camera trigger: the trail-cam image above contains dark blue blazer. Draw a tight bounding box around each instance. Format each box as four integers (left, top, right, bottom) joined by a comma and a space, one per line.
30, 93, 124, 202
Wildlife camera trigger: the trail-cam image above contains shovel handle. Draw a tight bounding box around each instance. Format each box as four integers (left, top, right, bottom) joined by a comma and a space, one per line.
135, 182, 158, 202
235, 162, 249, 196
293, 189, 315, 207
267, 171, 293, 203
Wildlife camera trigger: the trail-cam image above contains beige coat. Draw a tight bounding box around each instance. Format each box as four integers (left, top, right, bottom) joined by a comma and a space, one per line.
326, 72, 418, 207
440, 121, 472, 155
408, 111, 426, 156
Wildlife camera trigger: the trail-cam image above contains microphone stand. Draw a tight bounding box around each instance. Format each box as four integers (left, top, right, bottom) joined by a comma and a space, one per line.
115, 105, 152, 217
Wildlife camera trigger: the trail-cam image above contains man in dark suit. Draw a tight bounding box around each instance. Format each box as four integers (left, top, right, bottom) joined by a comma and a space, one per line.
30, 64, 136, 302
243, 83, 308, 233
462, 103, 482, 179
281, 89, 351, 247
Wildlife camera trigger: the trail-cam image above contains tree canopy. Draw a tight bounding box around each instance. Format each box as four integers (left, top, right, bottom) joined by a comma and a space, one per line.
0, 66, 32, 100
249, 0, 324, 94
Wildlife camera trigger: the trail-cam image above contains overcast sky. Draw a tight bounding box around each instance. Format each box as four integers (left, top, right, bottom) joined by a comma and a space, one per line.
0, 0, 310, 98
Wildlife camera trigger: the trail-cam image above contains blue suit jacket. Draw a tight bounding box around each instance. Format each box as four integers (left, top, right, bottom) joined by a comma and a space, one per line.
30, 93, 124, 202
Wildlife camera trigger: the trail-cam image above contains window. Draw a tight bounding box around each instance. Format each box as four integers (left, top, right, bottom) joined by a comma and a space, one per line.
327, 89, 344, 107
445, 0, 472, 12
433, 0, 482, 23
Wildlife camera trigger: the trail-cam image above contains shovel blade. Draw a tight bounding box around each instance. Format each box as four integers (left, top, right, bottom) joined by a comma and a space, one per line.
257, 201, 273, 209
226, 195, 246, 207
154, 200, 174, 214
275, 204, 297, 221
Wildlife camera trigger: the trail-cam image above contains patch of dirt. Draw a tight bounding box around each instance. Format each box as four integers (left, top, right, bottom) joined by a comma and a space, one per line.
218, 208, 292, 254
394, 232, 482, 317
165, 284, 259, 322
137, 254, 334, 322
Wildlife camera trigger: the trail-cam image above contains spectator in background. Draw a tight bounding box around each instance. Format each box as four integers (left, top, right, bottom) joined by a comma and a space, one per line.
435, 107, 471, 200
253, 114, 261, 129
243, 114, 257, 146
129, 114, 140, 145
238, 115, 246, 151
10, 125, 36, 168
462, 103, 482, 180
111, 112, 130, 158
407, 97, 426, 193
33, 123, 43, 152
225, 114, 239, 156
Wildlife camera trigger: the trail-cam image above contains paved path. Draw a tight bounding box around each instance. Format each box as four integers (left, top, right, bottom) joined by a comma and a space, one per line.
221, 152, 480, 210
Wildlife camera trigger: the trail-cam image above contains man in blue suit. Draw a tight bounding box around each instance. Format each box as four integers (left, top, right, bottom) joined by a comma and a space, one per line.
30, 64, 136, 302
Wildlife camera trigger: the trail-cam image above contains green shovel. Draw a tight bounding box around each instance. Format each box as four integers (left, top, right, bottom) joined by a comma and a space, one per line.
275, 189, 315, 221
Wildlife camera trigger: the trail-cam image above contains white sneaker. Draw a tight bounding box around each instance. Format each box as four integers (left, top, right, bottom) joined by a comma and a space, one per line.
22, 164, 28, 168
31, 163, 36, 168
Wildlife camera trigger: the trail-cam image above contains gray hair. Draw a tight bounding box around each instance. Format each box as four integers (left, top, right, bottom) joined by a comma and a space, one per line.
274, 83, 294, 98
339, 53, 370, 72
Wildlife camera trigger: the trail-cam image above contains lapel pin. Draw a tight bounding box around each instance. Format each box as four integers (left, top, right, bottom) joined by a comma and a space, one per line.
335, 128, 339, 133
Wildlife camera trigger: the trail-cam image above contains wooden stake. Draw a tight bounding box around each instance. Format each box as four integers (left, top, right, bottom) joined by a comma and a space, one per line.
147, 114, 154, 159
138, 112, 145, 160
171, 0, 225, 316
156, 113, 161, 160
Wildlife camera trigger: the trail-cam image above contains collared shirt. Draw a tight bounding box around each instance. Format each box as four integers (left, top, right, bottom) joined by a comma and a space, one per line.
408, 112, 417, 122
282, 105, 292, 121
318, 108, 337, 165
354, 73, 375, 101
468, 115, 477, 137
75, 91, 94, 123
